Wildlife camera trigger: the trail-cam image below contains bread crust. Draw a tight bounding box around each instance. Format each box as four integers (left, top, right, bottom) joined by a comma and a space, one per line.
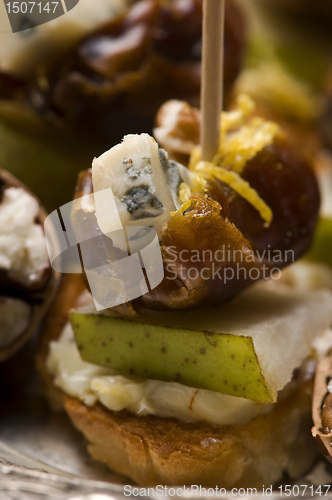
37, 275, 318, 487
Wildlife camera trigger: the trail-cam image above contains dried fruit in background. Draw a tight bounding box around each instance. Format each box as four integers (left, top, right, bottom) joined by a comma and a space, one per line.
26, 0, 245, 144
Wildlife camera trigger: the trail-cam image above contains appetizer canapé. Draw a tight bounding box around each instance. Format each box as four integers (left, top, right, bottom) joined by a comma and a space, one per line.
37, 97, 332, 487
1, 0, 245, 145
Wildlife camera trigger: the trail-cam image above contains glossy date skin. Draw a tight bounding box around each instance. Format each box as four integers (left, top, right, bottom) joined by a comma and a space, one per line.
26, 0, 245, 145
207, 136, 319, 259
73, 135, 320, 311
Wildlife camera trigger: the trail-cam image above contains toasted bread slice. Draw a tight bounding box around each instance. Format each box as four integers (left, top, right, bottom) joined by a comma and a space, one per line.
37, 275, 318, 487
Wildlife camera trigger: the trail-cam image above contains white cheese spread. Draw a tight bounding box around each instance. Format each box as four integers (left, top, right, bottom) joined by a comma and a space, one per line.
47, 323, 273, 426
0, 187, 49, 284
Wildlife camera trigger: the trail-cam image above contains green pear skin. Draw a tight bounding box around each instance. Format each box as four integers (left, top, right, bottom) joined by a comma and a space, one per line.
70, 312, 273, 403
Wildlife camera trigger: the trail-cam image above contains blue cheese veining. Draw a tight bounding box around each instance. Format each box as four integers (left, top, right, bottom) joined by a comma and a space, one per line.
92, 133, 195, 250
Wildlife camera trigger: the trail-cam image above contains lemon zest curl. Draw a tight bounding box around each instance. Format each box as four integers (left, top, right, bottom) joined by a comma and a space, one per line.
187, 94, 277, 226
171, 182, 192, 216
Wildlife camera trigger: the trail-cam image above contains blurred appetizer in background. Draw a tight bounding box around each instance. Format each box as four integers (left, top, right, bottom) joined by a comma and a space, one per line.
320, 69, 332, 154
0, 0, 136, 80
230, 2, 332, 284
233, 61, 323, 158
1, 0, 245, 145
0, 169, 58, 362
0, 0, 245, 212
232, 0, 332, 193
234, 0, 332, 160
0, 0, 142, 211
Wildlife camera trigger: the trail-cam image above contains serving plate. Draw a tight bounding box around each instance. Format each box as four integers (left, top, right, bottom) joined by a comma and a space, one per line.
0, 337, 332, 500
0, 339, 128, 499
1, 1, 332, 498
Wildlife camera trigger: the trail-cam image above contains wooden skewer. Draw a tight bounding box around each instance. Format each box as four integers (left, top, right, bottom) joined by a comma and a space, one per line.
200, 0, 225, 162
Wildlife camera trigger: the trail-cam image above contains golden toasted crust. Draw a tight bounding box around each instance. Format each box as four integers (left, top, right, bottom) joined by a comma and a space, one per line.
37, 275, 318, 487
63, 381, 316, 487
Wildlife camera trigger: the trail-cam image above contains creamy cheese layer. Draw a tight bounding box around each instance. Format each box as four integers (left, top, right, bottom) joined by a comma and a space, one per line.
47, 323, 273, 426
0, 187, 49, 284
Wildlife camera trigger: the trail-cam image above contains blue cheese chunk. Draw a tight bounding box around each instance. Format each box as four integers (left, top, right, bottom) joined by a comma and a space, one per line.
92, 134, 189, 248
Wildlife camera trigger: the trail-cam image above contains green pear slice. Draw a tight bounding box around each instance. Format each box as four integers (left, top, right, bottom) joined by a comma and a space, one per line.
70, 285, 332, 403
71, 314, 268, 402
